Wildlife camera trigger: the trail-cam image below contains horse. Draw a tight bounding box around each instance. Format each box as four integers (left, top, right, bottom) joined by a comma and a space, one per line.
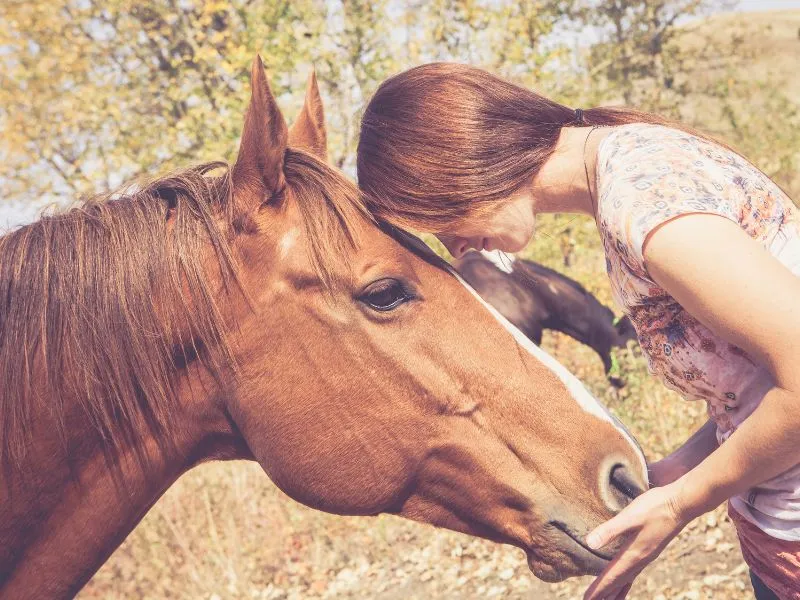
0, 57, 647, 599
454, 251, 638, 386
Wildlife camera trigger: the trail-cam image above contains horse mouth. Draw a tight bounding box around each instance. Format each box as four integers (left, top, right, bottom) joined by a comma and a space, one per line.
550, 521, 614, 561
541, 520, 614, 576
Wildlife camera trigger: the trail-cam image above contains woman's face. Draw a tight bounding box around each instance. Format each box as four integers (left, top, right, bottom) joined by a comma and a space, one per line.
436, 191, 535, 259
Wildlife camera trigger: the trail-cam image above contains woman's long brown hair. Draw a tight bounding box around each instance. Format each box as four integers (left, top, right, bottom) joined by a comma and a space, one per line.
356, 62, 720, 233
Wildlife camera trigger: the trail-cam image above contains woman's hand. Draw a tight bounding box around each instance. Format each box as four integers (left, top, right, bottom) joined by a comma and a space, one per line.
583, 482, 692, 600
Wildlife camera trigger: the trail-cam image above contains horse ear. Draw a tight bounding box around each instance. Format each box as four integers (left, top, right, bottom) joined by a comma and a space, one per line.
288, 69, 328, 161
232, 55, 288, 201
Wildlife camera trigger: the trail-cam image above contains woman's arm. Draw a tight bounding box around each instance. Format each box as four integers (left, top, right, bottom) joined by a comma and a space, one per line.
649, 419, 717, 487
584, 213, 800, 599
645, 215, 800, 516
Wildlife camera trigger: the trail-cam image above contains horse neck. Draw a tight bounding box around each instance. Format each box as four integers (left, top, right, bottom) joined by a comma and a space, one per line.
527, 272, 617, 350
0, 368, 247, 599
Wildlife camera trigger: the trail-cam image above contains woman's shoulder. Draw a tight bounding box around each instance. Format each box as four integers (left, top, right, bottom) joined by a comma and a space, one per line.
596, 122, 763, 202
595, 123, 746, 280
599, 123, 735, 169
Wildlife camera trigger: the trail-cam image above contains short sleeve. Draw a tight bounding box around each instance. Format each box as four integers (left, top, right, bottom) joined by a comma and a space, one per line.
597, 126, 742, 281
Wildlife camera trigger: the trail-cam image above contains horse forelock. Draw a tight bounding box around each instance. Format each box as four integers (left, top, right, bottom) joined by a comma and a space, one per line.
282, 149, 373, 287
283, 149, 458, 285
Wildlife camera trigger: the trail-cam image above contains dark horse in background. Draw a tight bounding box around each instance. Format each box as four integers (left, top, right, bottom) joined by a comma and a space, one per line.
454, 251, 637, 387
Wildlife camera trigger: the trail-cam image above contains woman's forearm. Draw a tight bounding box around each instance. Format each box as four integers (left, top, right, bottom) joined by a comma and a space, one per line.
674, 386, 800, 519
650, 418, 718, 486
664, 418, 718, 472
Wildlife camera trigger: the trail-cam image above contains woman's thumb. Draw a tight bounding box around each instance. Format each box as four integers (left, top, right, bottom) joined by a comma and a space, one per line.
586, 515, 625, 550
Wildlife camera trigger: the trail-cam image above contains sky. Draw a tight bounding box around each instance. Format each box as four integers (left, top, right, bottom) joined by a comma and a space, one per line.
0, 201, 48, 232
736, 0, 800, 11
2, 0, 799, 232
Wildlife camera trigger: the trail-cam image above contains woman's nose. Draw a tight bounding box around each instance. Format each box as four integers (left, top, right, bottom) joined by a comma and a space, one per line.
449, 239, 470, 258
438, 235, 469, 259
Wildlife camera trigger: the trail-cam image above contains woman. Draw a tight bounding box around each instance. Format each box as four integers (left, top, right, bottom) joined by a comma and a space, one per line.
356, 63, 800, 600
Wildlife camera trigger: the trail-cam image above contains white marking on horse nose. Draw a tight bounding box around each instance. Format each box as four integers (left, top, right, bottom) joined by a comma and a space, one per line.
278, 228, 298, 258
453, 271, 648, 484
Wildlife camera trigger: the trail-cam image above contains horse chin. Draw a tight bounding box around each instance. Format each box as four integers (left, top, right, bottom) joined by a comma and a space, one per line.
527, 556, 566, 583
526, 553, 581, 583
526, 557, 599, 583
525, 544, 608, 583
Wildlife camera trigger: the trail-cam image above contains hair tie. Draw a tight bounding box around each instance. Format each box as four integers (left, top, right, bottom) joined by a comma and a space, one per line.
574, 108, 585, 125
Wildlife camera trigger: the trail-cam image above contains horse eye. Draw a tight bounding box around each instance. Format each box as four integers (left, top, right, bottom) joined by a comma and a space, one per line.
359, 278, 412, 312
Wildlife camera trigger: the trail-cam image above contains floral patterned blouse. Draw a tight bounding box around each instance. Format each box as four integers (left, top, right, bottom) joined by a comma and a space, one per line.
595, 123, 800, 548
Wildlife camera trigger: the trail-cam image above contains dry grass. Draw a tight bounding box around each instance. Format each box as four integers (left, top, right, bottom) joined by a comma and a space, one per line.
679, 9, 800, 196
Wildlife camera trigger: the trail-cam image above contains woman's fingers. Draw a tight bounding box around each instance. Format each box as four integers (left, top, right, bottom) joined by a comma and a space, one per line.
582, 555, 640, 600
584, 486, 692, 600
586, 509, 635, 550
584, 574, 637, 600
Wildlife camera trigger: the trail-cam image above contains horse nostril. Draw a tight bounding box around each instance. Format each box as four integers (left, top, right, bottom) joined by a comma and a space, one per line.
601, 462, 646, 513
610, 463, 645, 501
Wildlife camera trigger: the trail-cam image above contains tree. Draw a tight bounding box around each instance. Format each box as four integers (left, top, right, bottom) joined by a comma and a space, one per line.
312, 0, 398, 171
0, 0, 579, 197
3, 0, 794, 209
574, 0, 731, 113
0, 0, 323, 202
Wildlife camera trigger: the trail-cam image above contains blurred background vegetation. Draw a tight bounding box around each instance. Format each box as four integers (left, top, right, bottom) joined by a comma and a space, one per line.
2, 1, 799, 598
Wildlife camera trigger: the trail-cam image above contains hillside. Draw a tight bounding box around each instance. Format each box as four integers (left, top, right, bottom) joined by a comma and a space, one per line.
681, 9, 800, 196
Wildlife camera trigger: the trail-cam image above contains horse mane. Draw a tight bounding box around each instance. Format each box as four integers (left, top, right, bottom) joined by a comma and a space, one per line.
0, 150, 369, 474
